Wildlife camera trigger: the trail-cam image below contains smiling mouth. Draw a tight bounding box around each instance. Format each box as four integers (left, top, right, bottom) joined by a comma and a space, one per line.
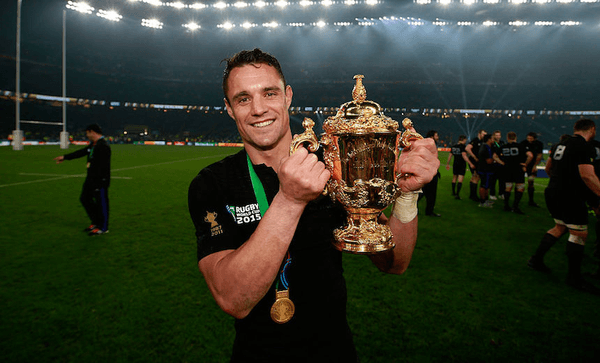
253, 120, 274, 128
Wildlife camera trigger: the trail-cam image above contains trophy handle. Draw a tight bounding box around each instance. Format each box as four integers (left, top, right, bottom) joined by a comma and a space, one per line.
290, 117, 320, 155
396, 118, 424, 183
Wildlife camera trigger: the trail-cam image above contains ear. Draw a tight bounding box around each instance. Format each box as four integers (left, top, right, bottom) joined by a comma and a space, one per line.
224, 98, 235, 120
285, 85, 293, 109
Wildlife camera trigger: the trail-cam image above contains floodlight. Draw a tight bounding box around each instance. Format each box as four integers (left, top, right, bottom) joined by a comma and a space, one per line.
344, 0, 357, 5
218, 22, 235, 29
276, 1, 289, 7
556, 0, 574, 3
509, 20, 528, 26
190, 3, 207, 9
242, 22, 257, 28
214, 2, 227, 9
415, 0, 432, 4
287, 22, 305, 27
365, 0, 378, 4
561, 21, 581, 26
334, 22, 352, 26
300, 1, 314, 6
314, 20, 327, 27
457, 21, 474, 26
462, 0, 477, 5
321, 0, 333, 6
234, 1, 248, 8
509, 0, 526, 4
482, 0, 499, 3
144, 0, 163, 6
66, 1, 94, 14
482, 21, 498, 27
264, 21, 280, 27
167, 2, 186, 8
580, 0, 598, 2
535, 21, 554, 26
433, 20, 448, 26
97, 9, 123, 22
438, 0, 451, 5
254, 1, 268, 7
183, 22, 201, 30
141, 18, 163, 29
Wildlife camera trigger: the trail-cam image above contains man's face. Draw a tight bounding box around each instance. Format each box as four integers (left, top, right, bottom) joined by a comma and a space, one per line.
479, 131, 487, 139
225, 63, 293, 151
433, 133, 439, 142
526, 135, 534, 143
86, 130, 97, 142
493, 132, 501, 141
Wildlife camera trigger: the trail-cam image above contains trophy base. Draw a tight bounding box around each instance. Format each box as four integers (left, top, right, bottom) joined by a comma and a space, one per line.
333, 219, 395, 255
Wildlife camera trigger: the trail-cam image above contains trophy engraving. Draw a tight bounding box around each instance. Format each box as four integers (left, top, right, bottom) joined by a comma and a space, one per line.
290, 75, 423, 254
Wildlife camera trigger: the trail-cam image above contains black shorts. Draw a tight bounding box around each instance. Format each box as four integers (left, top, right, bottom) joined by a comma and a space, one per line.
545, 188, 588, 226
478, 172, 493, 189
453, 163, 466, 176
504, 169, 525, 184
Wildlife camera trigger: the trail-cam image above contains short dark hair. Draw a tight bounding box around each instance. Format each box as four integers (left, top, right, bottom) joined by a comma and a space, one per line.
85, 124, 102, 135
482, 134, 492, 143
574, 118, 595, 132
221, 48, 287, 103
425, 130, 437, 138
458, 135, 467, 141
527, 132, 537, 139
507, 131, 517, 141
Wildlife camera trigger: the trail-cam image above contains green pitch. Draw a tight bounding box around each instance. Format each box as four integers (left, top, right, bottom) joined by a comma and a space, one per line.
1, 145, 599, 362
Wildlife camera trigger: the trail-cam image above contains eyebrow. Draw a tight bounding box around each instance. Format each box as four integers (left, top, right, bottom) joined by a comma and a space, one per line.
231, 86, 282, 103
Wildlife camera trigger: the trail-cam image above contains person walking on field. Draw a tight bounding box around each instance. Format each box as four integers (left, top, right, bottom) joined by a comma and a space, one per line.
54, 124, 111, 236
528, 119, 600, 295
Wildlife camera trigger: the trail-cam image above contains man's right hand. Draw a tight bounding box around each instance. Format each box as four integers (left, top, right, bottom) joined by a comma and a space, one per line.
277, 146, 330, 207
54, 156, 64, 164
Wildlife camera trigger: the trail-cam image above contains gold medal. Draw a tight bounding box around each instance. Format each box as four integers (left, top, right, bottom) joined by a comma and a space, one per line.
270, 290, 295, 324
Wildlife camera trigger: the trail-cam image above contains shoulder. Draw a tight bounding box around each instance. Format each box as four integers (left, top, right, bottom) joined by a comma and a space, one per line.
190, 149, 246, 189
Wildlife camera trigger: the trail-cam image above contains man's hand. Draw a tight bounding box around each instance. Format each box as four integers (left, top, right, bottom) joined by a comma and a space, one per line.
277, 146, 330, 206
54, 156, 64, 164
397, 136, 439, 192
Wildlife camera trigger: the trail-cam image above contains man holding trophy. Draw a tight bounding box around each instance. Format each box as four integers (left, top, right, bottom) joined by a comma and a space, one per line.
188, 49, 440, 362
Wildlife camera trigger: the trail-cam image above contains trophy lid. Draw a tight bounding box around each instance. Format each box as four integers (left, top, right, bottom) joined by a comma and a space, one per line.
323, 75, 399, 135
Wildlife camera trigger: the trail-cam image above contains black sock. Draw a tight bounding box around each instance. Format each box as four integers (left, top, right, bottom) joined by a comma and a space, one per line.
452, 182, 456, 195
566, 242, 585, 280
457, 183, 462, 196
528, 186, 535, 203
514, 191, 523, 209
533, 233, 559, 260
504, 191, 511, 208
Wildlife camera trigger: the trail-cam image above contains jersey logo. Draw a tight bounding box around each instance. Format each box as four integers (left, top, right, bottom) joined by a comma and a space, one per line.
204, 211, 223, 236
226, 203, 262, 225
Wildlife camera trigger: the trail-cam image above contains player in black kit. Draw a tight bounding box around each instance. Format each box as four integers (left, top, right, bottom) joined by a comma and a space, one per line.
528, 119, 600, 295
521, 132, 544, 207
465, 129, 487, 202
446, 135, 473, 200
501, 132, 533, 214
54, 124, 111, 235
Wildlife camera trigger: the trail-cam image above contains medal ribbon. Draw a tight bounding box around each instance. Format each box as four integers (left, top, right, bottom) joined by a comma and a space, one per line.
246, 154, 291, 291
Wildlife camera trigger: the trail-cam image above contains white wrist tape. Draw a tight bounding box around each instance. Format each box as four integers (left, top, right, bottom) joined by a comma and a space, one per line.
392, 189, 421, 223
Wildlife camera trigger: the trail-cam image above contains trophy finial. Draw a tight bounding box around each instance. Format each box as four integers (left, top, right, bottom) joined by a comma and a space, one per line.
352, 75, 366, 104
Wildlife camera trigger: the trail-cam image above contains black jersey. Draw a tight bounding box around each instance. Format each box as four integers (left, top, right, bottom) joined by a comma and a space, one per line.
547, 134, 595, 200
63, 137, 111, 188
477, 143, 493, 173
188, 149, 356, 362
522, 139, 544, 172
451, 143, 467, 169
468, 137, 482, 163
501, 142, 528, 182
590, 139, 600, 177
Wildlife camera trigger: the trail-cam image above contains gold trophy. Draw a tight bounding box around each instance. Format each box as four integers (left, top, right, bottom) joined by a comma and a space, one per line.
290, 75, 422, 254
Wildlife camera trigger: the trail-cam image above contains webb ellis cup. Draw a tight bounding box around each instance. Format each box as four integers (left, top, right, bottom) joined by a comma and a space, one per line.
290, 75, 423, 254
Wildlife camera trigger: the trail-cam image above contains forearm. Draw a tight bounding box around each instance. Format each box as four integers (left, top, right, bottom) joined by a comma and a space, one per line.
370, 215, 418, 274
199, 192, 306, 319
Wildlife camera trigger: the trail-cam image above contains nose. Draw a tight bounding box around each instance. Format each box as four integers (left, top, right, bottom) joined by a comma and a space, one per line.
251, 96, 267, 116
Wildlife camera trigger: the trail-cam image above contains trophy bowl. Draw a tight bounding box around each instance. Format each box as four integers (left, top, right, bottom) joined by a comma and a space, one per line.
290, 75, 422, 254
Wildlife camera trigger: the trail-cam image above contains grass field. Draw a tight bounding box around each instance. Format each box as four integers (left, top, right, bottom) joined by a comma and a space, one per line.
1, 144, 599, 362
